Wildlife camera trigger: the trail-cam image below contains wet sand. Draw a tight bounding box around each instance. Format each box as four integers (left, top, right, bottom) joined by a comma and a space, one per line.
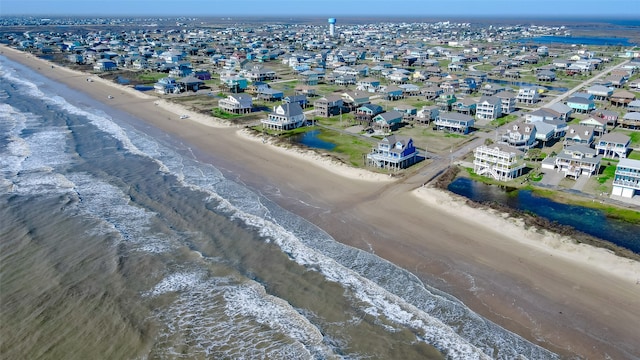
3, 45, 639, 359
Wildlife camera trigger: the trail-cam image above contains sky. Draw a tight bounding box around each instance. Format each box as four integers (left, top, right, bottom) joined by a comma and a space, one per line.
0, 0, 637, 18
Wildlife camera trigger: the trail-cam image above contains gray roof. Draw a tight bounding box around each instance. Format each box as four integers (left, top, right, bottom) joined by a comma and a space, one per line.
438, 112, 474, 122
618, 158, 640, 170
374, 110, 403, 122
276, 103, 303, 117
623, 112, 640, 120
599, 132, 630, 145
547, 102, 572, 114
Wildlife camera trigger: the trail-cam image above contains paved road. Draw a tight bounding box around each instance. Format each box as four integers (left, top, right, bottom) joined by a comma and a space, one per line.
397, 58, 632, 190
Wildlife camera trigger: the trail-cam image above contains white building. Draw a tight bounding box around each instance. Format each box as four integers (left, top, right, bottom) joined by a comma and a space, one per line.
612, 158, 640, 198
473, 145, 526, 181
261, 103, 306, 131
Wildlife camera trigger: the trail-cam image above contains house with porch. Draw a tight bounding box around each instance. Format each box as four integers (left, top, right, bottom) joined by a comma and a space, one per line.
436, 93, 457, 111
555, 145, 601, 178
547, 102, 573, 121
473, 144, 526, 181
258, 88, 284, 101
476, 95, 502, 121
356, 78, 381, 93
382, 85, 404, 100
284, 95, 309, 108
393, 105, 418, 121
499, 121, 538, 150
177, 75, 205, 92
596, 132, 631, 159
586, 84, 613, 101
525, 108, 559, 123
423, 86, 443, 100
154, 77, 179, 94
314, 95, 344, 117
495, 90, 517, 115
341, 91, 370, 111
610, 90, 636, 107
366, 135, 419, 170
416, 106, 440, 125
93, 59, 117, 71
611, 158, 640, 198
619, 112, 640, 129
516, 87, 540, 104
220, 74, 248, 93
454, 97, 477, 115
261, 103, 306, 131
566, 96, 596, 114
372, 111, 404, 132
434, 112, 474, 134
591, 109, 619, 127
628, 99, 640, 112
579, 117, 607, 136
355, 103, 384, 126
537, 69, 556, 82
564, 125, 595, 147
219, 94, 253, 114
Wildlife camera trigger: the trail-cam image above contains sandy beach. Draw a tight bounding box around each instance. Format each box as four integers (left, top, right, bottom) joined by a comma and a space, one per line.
3, 45, 639, 359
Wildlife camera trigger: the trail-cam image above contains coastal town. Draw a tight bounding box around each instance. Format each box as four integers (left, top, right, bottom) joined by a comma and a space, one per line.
2, 15, 639, 229
2, 13, 640, 360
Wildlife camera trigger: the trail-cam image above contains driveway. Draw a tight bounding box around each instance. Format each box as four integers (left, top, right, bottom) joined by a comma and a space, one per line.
539, 169, 563, 187
572, 174, 590, 191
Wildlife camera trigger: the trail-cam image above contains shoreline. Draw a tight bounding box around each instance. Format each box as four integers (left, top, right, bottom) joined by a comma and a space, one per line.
3, 45, 640, 359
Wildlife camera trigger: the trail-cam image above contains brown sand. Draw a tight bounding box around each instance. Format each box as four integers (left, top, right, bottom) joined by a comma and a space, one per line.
3, 45, 639, 359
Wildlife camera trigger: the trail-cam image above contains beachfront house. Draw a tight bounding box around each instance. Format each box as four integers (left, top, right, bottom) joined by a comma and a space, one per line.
434, 112, 474, 134
611, 158, 640, 198
596, 132, 631, 159
154, 77, 179, 94
366, 135, 419, 170
555, 145, 601, 179
218, 94, 253, 114
261, 103, 306, 131
93, 59, 117, 71
473, 144, 526, 181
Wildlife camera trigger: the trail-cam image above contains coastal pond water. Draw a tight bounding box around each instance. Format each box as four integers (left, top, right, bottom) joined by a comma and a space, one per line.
485, 78, 569, 92
292, 129, 337, 151
447, 177, 640, 253
513, 35, 634, 46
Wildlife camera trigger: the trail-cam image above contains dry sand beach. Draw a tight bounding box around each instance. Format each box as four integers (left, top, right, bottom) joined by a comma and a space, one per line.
3, 45, 639, 359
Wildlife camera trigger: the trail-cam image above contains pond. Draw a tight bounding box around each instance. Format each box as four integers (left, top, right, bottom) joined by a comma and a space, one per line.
513, 36, 634, 46
293, 129, 336, 151
447, 177, 640, 253
134, 85, 154, 91
485, 78, 569, 92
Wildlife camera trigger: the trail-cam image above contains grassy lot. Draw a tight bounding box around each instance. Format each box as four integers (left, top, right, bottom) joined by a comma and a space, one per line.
134, 72, 167, 84
489, 114, 518, 127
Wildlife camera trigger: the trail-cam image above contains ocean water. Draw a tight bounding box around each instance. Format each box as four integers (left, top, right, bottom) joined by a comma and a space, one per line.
0, 56, 558, 360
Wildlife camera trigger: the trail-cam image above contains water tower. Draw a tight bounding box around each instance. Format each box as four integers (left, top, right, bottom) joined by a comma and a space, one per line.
328, 18, 336, 37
